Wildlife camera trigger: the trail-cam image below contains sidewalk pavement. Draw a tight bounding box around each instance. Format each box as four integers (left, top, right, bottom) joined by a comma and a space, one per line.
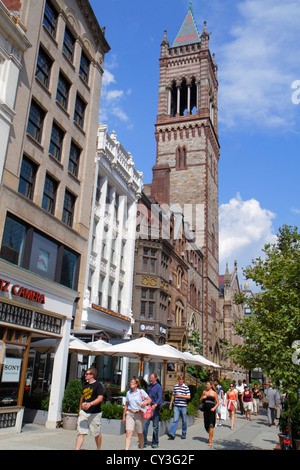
0, 409, 281, 451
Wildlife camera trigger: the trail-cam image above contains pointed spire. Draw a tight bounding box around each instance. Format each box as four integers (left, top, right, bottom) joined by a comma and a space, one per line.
172, 3, 201, 47
201, 20, 210, 49
161, 29, 169, 57
161, 29, 169, 47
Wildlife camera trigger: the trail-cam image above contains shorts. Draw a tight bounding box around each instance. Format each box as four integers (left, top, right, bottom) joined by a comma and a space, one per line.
125, 411, 144, 433
77, 409, 102, 436
243, 402, 253, 412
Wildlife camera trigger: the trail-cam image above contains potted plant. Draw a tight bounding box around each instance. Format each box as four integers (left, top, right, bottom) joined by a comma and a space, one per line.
61, 380, 82, 430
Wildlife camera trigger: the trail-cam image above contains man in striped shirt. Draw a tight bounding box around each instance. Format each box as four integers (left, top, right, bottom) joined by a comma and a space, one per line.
167, 375, 191, 440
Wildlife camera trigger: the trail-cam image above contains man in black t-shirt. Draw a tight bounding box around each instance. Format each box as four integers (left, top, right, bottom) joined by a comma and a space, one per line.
75, 368, 104, 450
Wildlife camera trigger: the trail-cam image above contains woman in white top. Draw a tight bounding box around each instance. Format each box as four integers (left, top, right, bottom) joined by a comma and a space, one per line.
122, 378, 151, 450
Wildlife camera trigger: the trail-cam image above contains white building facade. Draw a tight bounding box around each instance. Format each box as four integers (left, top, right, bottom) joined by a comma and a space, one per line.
80, 124, 143, 390
0, 2, 31, 182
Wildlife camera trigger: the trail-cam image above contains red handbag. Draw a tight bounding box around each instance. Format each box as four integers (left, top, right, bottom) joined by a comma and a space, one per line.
139, 390, 153, 419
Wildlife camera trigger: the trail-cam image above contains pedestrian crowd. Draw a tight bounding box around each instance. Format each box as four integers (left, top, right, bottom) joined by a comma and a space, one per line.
74, 368, 284, 450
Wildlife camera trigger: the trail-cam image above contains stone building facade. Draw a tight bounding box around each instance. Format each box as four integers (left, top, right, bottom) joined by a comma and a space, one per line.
219, 262, 246, 381
0, 0, 109, 430
79, 124, 142, 390
148, 5, 220, 363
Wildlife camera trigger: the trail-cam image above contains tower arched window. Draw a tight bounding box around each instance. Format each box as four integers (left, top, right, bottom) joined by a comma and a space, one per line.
176, 146, 187, 170
175, 300, 184, 327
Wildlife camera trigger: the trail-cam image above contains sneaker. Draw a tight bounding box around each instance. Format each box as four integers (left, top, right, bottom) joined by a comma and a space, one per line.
167, 433, 175, 440
181, 436, 186, 439
151, 444, 158, 448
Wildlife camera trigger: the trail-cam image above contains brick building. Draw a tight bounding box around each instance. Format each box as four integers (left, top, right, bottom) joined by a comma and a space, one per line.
147, 5, 221, 363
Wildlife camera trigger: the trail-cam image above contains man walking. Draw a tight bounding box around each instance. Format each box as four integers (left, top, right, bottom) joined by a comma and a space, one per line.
75, 367, 104, 450
168, 375, 191, 440
264, 383, 280, 426
143, 372, 163, 448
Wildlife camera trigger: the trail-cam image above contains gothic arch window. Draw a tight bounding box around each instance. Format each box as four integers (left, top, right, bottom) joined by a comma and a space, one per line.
170, 81, 177, 117
176, 266, 183, 289
169, 78, 198, 117
175, 299, 184, 327
176, 146, 187, 170
190, 78, 197, 114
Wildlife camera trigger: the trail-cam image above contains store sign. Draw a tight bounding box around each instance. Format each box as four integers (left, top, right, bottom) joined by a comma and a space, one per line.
2, 358, 22, 383
140, 323, 155, 332
0, 278, 45, 304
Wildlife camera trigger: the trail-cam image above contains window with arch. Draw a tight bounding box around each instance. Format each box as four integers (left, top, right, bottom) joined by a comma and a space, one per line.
176, 146, 187, 170
176, 266, 184, 289
175, 300, 184, 327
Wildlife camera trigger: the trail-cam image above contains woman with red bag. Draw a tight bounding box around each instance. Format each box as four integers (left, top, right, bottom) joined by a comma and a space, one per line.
122, 377, 151, 450
226, 384, 239, 430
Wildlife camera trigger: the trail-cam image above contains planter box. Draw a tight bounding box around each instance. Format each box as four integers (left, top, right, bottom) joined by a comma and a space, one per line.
101, 414, 195, 436
102, 418, 125, 435
293, 439, 300, 450
145, 414, 195, 438
62, 412, 78, 430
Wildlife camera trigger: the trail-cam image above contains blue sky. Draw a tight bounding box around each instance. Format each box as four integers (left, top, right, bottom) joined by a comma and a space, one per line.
90, 0, 300, 287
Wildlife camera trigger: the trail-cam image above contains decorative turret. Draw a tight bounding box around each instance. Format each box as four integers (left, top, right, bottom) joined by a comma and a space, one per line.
200, 20, 210, 49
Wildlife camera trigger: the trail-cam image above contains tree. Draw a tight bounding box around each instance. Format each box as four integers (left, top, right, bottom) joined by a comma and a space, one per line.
187, 331, 207, 381
228, 225, 300, 444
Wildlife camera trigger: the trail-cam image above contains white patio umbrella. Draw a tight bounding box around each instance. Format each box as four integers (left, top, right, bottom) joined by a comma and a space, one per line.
31, 336, 94, 355
87, 339, 112, 354
104, 336, 182, 379
69, 336, 94, 355
182, 351, 221, 369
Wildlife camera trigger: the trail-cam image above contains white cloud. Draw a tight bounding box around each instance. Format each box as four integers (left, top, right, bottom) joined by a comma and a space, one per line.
105, 90, 124, 102
102, 69, 116, 87
100, 56, 133, 129
112, 106, 129, 123
218, 0, 300, 130
219, 194, 276, 279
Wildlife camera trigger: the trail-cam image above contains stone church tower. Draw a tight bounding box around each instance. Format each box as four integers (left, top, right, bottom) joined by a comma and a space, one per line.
150, 5, 221, 360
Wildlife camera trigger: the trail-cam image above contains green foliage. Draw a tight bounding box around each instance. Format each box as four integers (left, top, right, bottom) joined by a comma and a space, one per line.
41, 396, 49, 411
62, 380, 82, 414
190, 384, 206, 408
220, 379, 231, 393
159, 404, 174, 421
187, 403, 198, 416
188, 331, 203, 355
228, 225, 300, 395
102, 402, 124, 420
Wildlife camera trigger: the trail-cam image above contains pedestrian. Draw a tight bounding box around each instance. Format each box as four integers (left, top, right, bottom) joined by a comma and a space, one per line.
242, 385, 253, 420
167, 375, 191, 440
214, 379, 225, 426
252, 384, 261, 416
226, 383, 239, 430
236, 380, 245, 415
200, 381, 219, 446
264, 383, 280, 426
122, 377, 152, 450
143, 372, 163, 448
75, 367, 104, 450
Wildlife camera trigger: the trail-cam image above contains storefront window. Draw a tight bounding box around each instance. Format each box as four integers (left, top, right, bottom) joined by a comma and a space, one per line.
0, 213, 80, 291
29, 232, 58, 281
60, 248, 79, 290
0, 343, 25, 408
0, 217, 26, 267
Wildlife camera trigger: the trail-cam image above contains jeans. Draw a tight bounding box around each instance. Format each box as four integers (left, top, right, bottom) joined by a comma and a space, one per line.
169, 406, 187, 438
143, 408, 160, 445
